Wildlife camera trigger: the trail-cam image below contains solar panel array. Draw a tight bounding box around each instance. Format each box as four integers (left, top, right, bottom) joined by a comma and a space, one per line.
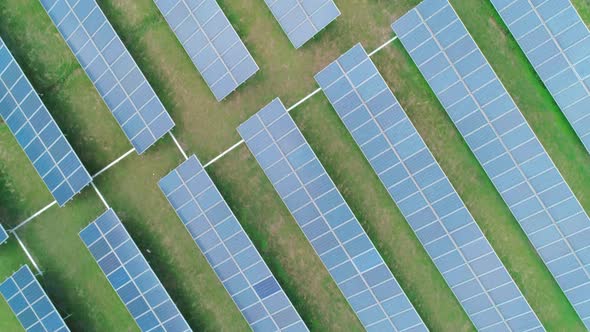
153, 0, 259, 101
40, 0, 175, 154
79, 209, 191, 332
393, 0, 590, 328
315, 43, 544, 331
0, 265, 69, 332
489, 0, 590, 153
159, 155, 308, 332
264, 0, 341, 49
0, 37, 92, 206
0, 224, 8, 245
238, 98, 427, 332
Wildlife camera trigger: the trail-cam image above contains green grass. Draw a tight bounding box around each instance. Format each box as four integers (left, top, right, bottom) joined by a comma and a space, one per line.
1, 0, 590, 330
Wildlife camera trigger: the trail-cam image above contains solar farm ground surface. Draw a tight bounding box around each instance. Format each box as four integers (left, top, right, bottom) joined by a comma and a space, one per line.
0, 0, 590, 331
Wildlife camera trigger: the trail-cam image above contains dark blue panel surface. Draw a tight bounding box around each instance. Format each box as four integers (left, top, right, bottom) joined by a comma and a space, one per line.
316, 43, 544, 331
153, 0, 258, 101
0, 265, 69, 332
263, 0, 340, 49
490, 0, 590, 153
393, 0, 590, 328
80, 209, 191, 332
0, 38, 91, 206
238, 98, 427, 332
40, 0, 174, 154
159, 155, 308, 332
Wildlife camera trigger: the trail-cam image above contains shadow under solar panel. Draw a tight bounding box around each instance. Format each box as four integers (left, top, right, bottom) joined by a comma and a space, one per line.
393, 0, 590, 328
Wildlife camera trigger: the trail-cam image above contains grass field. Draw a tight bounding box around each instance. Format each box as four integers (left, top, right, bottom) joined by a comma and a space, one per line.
1, 0, 590, 331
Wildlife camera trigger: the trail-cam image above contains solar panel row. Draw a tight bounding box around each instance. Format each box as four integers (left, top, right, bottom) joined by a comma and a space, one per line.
153, 0, 259, 101
264, 0, 341, 49
79, 209, 191, 332
0, 224, 8, 245
392, 0, 590, 328
159, 155, 307, 332
0, 37, 92, 206
315, 42, 544, 331
489, 0, 590, 153
0, 265, 69, 332
238, 98, 427, 332
40, 0, 175, 154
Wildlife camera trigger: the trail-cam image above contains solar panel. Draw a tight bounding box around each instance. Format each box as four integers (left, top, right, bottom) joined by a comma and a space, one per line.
152, 0, 259, 101
39, 0, 175, 154
489, 0, 590, 153
238, 98, 427, 332
0, 265, 69, 332
393, 0, 590, 328
79, 209, 191, 332
315, 43, 544, 331
159, 155, 308, 332
0, 224, 8, 245
0, 37, 92, 206
264, 0, 341, 49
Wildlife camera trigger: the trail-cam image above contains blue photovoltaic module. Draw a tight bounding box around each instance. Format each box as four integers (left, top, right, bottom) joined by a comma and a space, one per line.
40, 0, 175, 154
159, 155, 308, 332
490, 0, 590, 153
0, 224, 8, 245
80, 209, 191, 332
0, 37, 91, 206
238, 98, 427, 332
153, 0, 259, 101
393, 0, 590, 328
264, 0, 341, 49
316, 43, 544, 331
0, 265, 69, 332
